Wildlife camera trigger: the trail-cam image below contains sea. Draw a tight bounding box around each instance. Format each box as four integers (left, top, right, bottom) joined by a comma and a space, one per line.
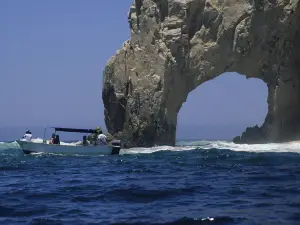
0, 138, 299, 225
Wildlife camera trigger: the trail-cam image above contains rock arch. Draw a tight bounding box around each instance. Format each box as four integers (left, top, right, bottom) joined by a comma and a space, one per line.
103, 0, 300, 147
176, 73, 268, 140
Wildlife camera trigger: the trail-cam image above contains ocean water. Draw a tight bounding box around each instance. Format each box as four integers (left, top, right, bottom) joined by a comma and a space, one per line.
0, 139, 299, 225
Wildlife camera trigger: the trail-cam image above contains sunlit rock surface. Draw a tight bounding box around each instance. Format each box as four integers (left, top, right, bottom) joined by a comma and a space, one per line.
103, 0, 300, 147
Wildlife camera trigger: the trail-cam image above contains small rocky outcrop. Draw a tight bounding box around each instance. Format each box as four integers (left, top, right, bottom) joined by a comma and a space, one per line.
103, 0, 300, 147
233, 125, 264, 144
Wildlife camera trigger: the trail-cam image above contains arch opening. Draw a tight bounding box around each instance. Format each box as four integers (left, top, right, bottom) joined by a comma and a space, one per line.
176, 72, 268, 141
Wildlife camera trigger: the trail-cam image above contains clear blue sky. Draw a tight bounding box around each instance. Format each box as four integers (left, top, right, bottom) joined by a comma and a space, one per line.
0, 0, 268, 140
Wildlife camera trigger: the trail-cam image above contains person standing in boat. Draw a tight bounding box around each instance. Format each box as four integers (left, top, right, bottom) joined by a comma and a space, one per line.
49, 133, 55, 144
53, 135, 60, 145
97, 131, 107, 146
82, 135, 88, 146
23, 129, 32, 141
87, 126, 102, 145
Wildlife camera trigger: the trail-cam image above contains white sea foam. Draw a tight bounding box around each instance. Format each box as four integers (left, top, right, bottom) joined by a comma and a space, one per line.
121, 145, 196, 155
1, 138, 300, 154
0, 137, 79, 151
202, 141, 300, 154
121, 140, 300, 155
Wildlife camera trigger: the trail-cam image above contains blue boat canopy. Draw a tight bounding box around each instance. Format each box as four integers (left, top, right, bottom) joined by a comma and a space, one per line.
52, 127, 97, 133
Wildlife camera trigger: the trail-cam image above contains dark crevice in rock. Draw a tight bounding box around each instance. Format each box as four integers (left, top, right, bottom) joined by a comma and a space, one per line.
154, 0, 169, 22
102, 83, 127, 134
125, 78, 133, 96
186, 1, 205, 40
202, 5, 219, 29
253, 0, 266, 12
268, 0, 277, 6
128, 11, 133, 30
135, 0, 143, 15
135, 0, 143, 30
232, 13, 251, 54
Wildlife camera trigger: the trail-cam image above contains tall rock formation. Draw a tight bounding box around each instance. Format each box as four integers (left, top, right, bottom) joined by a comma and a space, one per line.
103, 0, 300, 147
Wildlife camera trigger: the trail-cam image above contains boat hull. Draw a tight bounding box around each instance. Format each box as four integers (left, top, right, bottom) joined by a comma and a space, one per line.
16, 140, 121, 155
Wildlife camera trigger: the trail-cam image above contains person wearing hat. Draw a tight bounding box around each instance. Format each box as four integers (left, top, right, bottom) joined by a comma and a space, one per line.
23, 129, 32, 141
96, 130, 107, 146
87, 126, 102, 145
49, 133, 55, 144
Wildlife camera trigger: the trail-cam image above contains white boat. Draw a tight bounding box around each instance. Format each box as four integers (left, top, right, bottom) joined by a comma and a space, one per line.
16, 127, 122, 155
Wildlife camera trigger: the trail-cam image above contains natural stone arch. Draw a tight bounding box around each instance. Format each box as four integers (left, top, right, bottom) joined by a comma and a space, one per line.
103, 0, 300, 147
176, 72, 268, 140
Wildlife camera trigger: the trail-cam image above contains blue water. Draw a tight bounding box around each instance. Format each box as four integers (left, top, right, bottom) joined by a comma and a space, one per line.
0, 141, 300, 225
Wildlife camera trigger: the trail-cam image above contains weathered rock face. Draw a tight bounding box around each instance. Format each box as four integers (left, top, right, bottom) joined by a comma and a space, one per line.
103, 0, 300, 147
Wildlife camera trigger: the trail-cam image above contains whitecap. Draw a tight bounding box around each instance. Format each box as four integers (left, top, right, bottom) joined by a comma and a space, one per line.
121, 140, 300, 155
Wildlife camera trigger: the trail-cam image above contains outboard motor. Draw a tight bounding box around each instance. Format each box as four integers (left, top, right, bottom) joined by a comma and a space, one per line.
111, 140, 121, 155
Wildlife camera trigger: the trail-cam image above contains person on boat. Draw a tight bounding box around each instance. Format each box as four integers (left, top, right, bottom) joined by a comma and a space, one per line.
94, 126, 102, 139
97, 131, 107, 146
87, 134, 93, 145
53, 135, 60, 145
87, 126, 102, 145
82, 135, 88, 146
23, 129, 32, 141
49, 133, 55, 144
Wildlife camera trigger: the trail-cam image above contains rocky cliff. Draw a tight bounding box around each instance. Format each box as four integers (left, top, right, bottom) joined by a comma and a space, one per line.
102, 0, 300, 147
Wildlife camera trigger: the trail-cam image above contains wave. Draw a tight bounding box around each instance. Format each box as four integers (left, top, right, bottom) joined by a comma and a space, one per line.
1, 138, 300, 155
121, 140, 300, 155
202, 140, 300, 154
0, 141, 20, 150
